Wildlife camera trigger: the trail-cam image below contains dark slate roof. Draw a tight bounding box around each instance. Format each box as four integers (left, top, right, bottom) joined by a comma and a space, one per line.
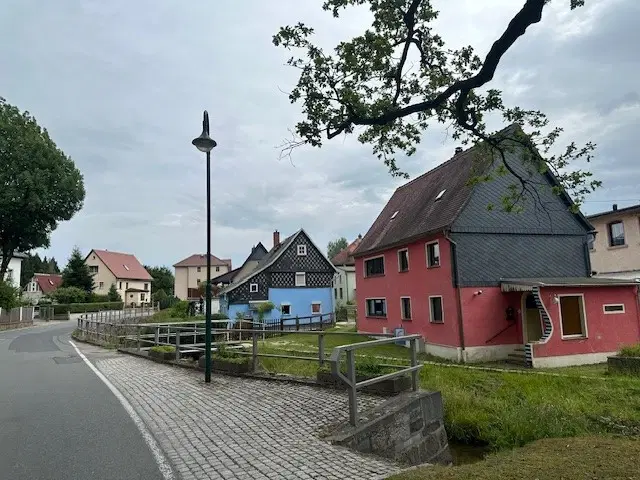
215, 242, 268, 284
587, 204, 640, 220
214, 267, 241, 284
354, 144, 482, 256
501, 277, 640, 287
354, 124, 593, 257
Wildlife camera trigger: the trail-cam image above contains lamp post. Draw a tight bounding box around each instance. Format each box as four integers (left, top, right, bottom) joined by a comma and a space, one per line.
192, 110, 217, 383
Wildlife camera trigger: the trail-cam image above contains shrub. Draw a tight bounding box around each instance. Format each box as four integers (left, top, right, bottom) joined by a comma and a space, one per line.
211, 313, 229, 320
49, 286, 88, 304
335, 305, 348, 322
619, 344, 640, 357
0, 280, 19, 310
171, 300, 189, 317
150, 345, 176, 353
89, 293, 111, 303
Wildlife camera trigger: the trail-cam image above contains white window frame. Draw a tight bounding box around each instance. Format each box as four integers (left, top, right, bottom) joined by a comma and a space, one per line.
558, 293, 588, 339
397, 248, 409, 272
429, 295, 444, 324
297, 244, 307, 256
603, 303, 625, 314
295, 272, 306, 287
281, 303, 292, 316
365, 297, 387, 318
249, 283, 259, 293
311, 301, 322, 314
364, 255, 385, 277
400, 296, 412, 320
425, 241, 440, 268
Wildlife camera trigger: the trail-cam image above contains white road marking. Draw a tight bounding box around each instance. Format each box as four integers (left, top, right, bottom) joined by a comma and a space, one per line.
69, 340, 175, 480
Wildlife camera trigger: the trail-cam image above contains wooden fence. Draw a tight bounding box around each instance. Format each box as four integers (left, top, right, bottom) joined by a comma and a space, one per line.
0, 306, 35, 329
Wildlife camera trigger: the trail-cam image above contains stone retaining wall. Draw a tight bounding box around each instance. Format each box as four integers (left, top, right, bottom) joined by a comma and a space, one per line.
326, 390, 451, 466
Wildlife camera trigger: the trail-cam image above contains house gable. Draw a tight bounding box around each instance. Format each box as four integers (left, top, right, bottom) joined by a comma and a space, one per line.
450, 147, 592, 287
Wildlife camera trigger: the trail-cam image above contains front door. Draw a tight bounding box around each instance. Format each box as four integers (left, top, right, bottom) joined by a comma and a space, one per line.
523, 293, 543, 343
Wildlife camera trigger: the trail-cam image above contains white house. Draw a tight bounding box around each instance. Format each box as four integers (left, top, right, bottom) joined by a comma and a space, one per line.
1, 252, 26, 289
330, 236, 361, 306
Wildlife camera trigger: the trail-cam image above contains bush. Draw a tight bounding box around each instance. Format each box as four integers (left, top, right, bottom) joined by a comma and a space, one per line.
89, 293, 110, 303
44, 301, 124, 314
49, 286, 88, 304
335, 305, 348, 322
212, 313, 229, 320
619, 344, 640, 357
0, 280, 19, 310
150, 345, 176, 353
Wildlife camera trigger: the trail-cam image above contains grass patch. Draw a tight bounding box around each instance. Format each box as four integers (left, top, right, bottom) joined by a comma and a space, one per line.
387, 436, 640, 480
620, 343, 640, 357
149, 345, 176, 353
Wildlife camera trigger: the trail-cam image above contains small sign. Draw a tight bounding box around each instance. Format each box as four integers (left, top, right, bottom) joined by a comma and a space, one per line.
393, 327, 405, 345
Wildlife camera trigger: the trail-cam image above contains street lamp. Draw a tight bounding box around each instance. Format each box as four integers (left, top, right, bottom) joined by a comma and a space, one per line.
192, 110, 217, 383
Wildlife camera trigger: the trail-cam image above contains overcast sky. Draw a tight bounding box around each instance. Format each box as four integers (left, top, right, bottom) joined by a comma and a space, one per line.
2, 0, 638, 268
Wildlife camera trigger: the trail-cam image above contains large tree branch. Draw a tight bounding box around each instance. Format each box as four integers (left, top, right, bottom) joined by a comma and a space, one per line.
328, 0, 545, 138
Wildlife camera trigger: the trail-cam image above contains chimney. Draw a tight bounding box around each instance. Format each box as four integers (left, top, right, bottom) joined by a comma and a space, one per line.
273, 230, 280, 248
455, 146, 463, 155
613, 204, 618, 211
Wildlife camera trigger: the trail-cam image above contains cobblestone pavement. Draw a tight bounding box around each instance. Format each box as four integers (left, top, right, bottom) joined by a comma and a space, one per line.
95, 356, 401, 480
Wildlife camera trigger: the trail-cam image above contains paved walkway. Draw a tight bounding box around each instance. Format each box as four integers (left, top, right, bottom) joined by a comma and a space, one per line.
93, 354, 401, 480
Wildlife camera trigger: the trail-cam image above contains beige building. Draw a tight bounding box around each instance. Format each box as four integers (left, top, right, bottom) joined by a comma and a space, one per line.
173, 254, 232, 300
330, 235, 362, 306
85, 249, 153, 306
588, 204, 640, 280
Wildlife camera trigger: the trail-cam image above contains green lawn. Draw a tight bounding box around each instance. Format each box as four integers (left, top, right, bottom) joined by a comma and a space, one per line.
388, 436, 640, 480
255, 330, 640, 451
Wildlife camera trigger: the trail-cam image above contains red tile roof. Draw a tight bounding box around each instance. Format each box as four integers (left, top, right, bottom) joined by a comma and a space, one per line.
33, 274, 63, 294
89, 249, 153, 281
173, 254, 232, 269
331, 236, 362, 266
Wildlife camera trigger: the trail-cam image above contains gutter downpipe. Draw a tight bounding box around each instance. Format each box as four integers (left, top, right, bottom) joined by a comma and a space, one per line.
445, 229, 466, 363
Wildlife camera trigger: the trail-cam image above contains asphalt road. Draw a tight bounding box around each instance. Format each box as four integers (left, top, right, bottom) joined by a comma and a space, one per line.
0, 320, 166, 480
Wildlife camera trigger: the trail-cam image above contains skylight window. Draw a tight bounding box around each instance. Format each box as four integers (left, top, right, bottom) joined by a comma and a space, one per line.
123, 264, 130, 271
48, 279, 54, 285
435, 189, 446, 201
391, 211, 399, 219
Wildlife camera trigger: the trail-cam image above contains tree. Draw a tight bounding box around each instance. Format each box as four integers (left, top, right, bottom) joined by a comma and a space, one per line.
144, 266, 174, 296
0, 280, 19, 310
0, 98, 85, 279
327, 237, 348, 259
49, 286, 88, 304
61, 247, 94, 293
107, 283, 122, 302
273, 0, 599, 212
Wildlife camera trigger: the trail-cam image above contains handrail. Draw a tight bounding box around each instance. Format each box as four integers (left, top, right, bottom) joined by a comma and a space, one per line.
329, 334, 423, 426
485, 321, 516, 344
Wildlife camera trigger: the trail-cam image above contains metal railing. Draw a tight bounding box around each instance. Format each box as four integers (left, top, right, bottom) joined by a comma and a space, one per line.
330, 334, 423, 426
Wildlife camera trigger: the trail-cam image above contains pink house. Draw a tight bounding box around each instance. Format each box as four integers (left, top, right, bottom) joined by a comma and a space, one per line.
354, 127, 640, 367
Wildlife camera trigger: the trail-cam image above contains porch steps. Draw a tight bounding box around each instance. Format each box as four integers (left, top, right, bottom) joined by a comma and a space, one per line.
506, 347, 528, 367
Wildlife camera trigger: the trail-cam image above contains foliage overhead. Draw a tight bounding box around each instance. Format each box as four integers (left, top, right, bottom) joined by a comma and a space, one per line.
61, 246, 94, 293
0, 98, 85, 278
273, 0, 599, 211
327, 237, 348, 259
144, 265, 174, 295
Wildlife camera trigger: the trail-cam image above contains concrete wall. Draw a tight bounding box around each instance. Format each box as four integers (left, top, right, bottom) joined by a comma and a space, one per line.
327, 391, 451, 466
590, 211, 640, 277
532, 285, 640, 366
355, 233, 461, 348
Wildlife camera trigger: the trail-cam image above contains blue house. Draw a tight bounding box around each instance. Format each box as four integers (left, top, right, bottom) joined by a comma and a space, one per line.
219, 229, 337, 325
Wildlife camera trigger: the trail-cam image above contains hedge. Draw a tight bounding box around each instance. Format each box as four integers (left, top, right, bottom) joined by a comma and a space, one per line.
42, 302, 125, 315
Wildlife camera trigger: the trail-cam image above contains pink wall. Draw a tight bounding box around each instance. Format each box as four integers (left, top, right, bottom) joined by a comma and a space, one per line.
355, 234, 460, 346
533, 285, 640, 358
460, 287, 523, 347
